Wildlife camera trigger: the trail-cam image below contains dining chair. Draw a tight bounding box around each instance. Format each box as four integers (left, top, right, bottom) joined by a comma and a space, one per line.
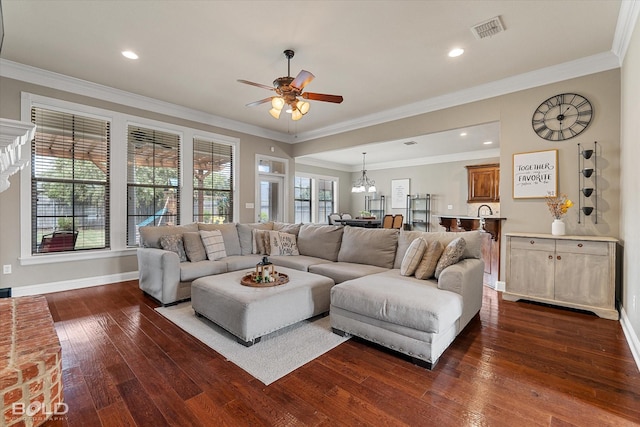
327, 213, 342, 225
382, 214, 394, 229
341, 213, 352, 220
392, 214, 404, 229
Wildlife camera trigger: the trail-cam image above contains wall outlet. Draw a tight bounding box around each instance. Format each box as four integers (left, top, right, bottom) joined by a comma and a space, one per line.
2, 265, 11, 275
495, 281, 506, 292
447, 204, 453, 210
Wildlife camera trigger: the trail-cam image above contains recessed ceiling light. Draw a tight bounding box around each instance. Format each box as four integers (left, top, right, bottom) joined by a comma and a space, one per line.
483, 141, 493, 145
460, 132, 467, 137
448, 48, 464, 58
122, 50, 139, 60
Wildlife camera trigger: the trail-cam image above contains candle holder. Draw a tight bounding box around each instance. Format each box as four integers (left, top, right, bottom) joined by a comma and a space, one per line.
255, 256, 276, 283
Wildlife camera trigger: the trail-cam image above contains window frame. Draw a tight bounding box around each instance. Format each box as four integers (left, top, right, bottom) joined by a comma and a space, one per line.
295, 172, 340, 223
19, 93, 240, 265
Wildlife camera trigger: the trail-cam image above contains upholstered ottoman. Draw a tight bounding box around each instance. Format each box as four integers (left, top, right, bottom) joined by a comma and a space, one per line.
191, 266, 335, 346
330, 270, 464, 368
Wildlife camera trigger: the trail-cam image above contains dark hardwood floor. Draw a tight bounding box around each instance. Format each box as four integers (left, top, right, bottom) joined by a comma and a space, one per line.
39, 280, 640, 426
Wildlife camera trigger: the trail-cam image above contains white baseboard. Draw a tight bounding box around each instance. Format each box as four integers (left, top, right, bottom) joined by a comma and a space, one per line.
10, 271, 139, 297
620, 306, 640, 373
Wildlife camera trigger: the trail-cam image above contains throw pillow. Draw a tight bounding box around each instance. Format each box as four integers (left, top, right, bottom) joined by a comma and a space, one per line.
252, 229, 271, 255
268, 231, 300, 256
415, 240, 445, 280
434, 237, 466, 279
182, 232, 207, 262
160, 234, 188, 262
400, 237, 427, 276
200, 230, 227, 260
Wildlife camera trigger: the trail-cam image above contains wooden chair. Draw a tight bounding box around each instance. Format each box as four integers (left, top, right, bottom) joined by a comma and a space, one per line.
39, 230, 78, 252
327, 213, 342, 225
382, 214, 394, 229
392, 214, 404, 229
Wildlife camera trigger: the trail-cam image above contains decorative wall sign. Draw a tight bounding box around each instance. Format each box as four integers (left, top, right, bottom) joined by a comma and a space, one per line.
391, 178, 410, 209
512, 149, 558, 199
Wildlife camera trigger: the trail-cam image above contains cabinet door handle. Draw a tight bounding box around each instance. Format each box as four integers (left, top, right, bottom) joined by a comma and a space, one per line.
530, 240, 535, 245
578, 243, 583, 247
548, 255, 553, 260
557, 255, 562, 260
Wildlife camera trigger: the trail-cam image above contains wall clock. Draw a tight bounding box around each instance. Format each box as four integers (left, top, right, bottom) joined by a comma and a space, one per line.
532, 93, 593, 141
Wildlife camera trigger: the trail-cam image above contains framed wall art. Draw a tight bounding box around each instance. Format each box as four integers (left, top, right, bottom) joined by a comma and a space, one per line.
391, 178, 410, 209
512, 149, 558, 199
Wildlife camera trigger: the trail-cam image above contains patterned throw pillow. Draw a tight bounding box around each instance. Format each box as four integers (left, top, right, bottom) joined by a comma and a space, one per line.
160, 234, 188, 262
434, 237, 466, 279
415, 240, 445, 280
182, 232, 207, 262
200, 230, 227, 261
400, 237, 427, 276
268, 231, 300, 256
252, 229, 271, 255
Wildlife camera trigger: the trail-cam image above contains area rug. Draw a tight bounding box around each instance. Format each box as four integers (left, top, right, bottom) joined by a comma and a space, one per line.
155, 303, 349, 385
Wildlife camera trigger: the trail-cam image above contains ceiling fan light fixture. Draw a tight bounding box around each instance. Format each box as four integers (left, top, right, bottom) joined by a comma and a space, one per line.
269, 108, 282, 119
271, 97, 285, 110
297, 100, 310, 115
291, 109, 303, 121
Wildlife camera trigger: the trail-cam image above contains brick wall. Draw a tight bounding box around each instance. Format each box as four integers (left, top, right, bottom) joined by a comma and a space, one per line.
1, 296, 63, 427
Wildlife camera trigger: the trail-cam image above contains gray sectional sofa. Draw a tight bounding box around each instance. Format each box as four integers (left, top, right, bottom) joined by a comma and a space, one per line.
137, 221, 484, 368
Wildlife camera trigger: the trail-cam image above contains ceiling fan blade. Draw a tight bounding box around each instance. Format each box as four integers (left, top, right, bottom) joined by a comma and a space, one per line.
290, 70, 315, 90
237, 79, 275, 91
302, 92, 344, 104
245, 97, 274, 107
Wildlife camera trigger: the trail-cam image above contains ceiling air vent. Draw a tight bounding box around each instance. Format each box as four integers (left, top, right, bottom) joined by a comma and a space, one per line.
471, 16, 505, 40
403, 141, 417, 146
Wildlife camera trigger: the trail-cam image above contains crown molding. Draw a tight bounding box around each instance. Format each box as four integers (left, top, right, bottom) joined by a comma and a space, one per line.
293, 51, 621, 143
297, 148, 500, 172
0, 59, 291, 142
0, 48, 622, 146
612, 0, 640, 63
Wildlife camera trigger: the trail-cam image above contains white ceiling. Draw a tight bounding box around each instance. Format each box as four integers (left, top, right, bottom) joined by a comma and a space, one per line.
0, 1, 626, 167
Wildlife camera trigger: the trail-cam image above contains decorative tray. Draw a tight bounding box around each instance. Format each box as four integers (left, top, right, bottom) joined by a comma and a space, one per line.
240, 272, 289, 288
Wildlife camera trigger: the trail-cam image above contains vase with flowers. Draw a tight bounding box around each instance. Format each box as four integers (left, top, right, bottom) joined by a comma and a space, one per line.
545, 193, 573, 235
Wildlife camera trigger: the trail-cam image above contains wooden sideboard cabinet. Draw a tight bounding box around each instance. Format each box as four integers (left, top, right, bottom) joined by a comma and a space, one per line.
466, 163, 499, 203
504, 233, 618, 320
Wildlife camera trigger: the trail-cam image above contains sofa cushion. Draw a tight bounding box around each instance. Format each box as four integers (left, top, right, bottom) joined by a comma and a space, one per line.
198, 223, 242, 256
338, 227, 398, 268
309, 262, 388, 284
435, 237, 466, 279
415, 240, 445, 280
200, 230, 227, 260
330, 271, 462, 334
160, 234, 188, 262
237, 222, 274, 255
394, 230, 482, 268
297, 224, 344, 261
139, 223, 198, 248
182, 232, 207, 262
400, 237, 427, 276
224, 254, 265, 272
180, 260, 227, 282
270, 255, 333, 272
273, 222, 302, 236
268, 231, 300, 256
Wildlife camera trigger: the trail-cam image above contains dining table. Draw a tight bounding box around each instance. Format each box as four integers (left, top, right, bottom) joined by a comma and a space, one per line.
334, 218, 382, 228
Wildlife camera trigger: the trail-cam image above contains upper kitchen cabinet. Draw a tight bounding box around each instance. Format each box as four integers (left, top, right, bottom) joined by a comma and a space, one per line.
466, 163, 500, 203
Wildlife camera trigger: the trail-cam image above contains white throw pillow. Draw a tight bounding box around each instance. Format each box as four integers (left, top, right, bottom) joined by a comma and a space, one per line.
268, 231, 300, 256
200, 230, 227, 260
400, 237, 427, 276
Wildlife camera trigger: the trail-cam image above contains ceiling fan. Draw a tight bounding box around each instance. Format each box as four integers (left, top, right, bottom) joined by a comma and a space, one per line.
238, 49, 343, 121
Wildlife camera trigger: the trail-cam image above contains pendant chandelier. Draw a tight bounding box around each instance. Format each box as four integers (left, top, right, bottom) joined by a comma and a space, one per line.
352, 152, 376, 193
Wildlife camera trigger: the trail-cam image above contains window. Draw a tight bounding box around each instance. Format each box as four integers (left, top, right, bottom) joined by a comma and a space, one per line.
126, 125, 180, 246
294, 176, 311, 223
31, 107, 110, 254
193, 137, 233, 224
317, 178, 335, 222
294, 174, 338, 223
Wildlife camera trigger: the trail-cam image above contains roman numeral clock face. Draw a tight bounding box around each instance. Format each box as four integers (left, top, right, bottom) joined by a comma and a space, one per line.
532, 93, 593, 141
